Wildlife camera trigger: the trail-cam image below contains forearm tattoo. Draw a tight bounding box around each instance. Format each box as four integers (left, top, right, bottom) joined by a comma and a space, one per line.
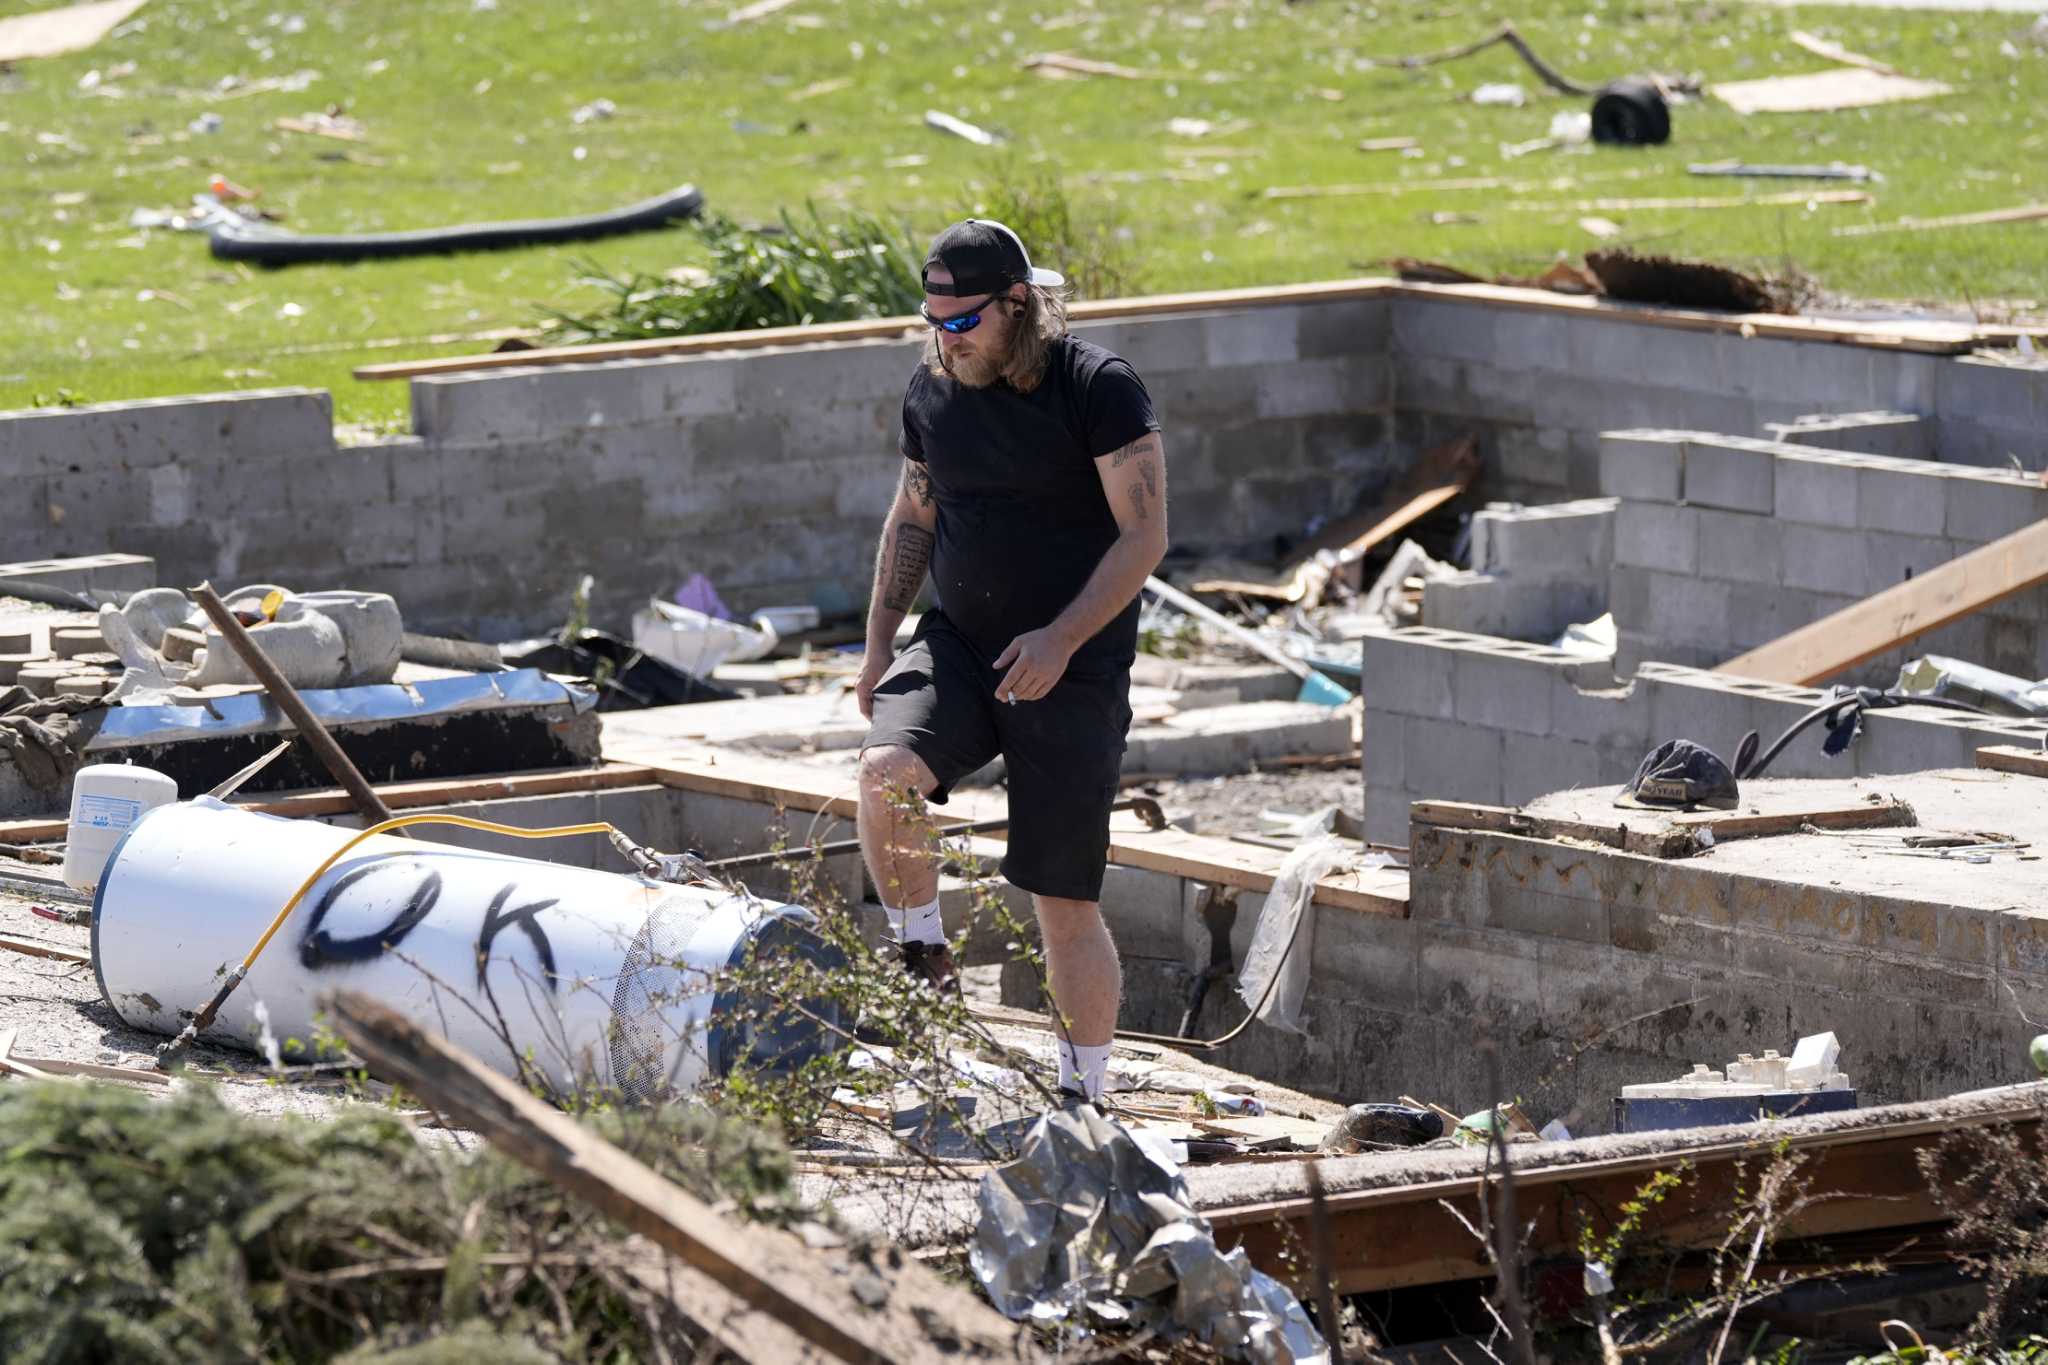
884, 523, 933, 611
906, 460, 934, 508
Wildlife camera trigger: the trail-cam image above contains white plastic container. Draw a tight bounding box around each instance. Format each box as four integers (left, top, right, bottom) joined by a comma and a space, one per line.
62, 763, 180, 892
92, 800, 843, 1094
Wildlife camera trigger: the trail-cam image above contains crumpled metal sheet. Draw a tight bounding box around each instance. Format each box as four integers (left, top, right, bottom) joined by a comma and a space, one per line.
87, 668, 593, 747
972, 1104, 1329, 1364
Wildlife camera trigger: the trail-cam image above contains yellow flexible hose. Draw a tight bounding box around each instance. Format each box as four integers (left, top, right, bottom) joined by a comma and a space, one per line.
238, 812, 620, 976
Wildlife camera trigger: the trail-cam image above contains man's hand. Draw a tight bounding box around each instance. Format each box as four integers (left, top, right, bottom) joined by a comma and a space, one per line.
992, 627, 1075, 704
855, 648, 893, 720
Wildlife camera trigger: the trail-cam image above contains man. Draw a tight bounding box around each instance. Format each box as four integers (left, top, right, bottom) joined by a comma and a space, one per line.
854, 219, 1168, 1102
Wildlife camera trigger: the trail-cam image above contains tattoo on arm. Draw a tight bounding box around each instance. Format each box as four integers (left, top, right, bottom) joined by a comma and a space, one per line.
1136, 456, 1159, 502
884, 523, 933, 611
905, 461, 934, 509
1108, 433, 1159, 468
1126, 483, 1148, 523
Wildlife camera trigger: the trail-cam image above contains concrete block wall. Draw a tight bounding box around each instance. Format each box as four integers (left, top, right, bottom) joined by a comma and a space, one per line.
1388, 296, 2048, 502
1601, 429, 2048, 682
1359, 622, 2048, 846
0, 301, 1394, 638
1766, 410, 1934, 461
1423, 496, 1614, 640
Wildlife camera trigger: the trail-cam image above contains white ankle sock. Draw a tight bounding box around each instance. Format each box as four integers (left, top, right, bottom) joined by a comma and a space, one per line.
1058, 1040, 1112, 1099
884, 896, 945, 947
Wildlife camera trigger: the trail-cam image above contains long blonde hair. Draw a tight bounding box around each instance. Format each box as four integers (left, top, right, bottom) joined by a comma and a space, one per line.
926, 283, 1070, 393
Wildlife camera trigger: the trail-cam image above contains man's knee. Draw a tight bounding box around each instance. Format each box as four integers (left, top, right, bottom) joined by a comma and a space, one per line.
858, 745, 937, 803
1034, 895, 1104, 940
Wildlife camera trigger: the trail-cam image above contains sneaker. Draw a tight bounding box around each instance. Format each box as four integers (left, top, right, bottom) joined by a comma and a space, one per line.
900, 940, 961, 996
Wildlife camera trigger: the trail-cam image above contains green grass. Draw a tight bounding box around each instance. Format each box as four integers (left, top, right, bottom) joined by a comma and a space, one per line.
1, 0, 2043, 427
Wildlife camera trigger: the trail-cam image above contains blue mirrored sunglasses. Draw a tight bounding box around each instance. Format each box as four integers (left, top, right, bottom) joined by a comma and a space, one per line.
920, 291, 1003, 334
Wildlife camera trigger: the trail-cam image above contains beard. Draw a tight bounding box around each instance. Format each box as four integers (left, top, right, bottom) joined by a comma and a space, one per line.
940, 344, 1001, 389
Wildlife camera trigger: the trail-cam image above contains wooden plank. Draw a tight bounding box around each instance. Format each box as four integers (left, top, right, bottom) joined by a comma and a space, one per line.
1101, 823, 1409, 916
0, 763, 662, 847
1978, 745, 2048, 779
1670, 798, 1916, 841
1378, 281, 1987, 355
0, 0, 147, 63
1210, 1095, 2041, 1295
1712, 68, 1951, 116
324, 991, 1030, 1365
1835, 201, 2048, 239
1191, 435, 1479, 603
354, 278, 1395, 382
1719, 519, 2048, 686
1408, 800, 1693, 858
0, 933, 90, 966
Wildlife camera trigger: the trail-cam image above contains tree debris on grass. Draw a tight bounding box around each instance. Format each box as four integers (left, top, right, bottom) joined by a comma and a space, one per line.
1585, 247, 1787, 313
1022, 52, 1157, 80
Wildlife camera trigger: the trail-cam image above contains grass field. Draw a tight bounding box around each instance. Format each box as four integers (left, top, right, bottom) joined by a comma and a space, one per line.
1, 0, 2043, 427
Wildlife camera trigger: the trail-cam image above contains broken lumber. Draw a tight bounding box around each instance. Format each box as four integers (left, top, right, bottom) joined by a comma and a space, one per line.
1977, 745, 2048, 780
1509, 189, 1872, 212
0, 932, 90, 966
1192, 435, 1479, 604
1409, 797, 1915, 856
1362, 20, 1596, 96
1834, 202, 2048, 238
1719, 518, 2048, 686
323, 991, 1029, 1365
1788, 29, 1899, 76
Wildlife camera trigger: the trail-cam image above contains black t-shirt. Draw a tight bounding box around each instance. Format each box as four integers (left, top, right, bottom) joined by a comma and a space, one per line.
899, 335, 1160, 669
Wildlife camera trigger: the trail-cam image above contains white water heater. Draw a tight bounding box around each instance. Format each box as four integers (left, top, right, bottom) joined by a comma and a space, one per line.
92, 800, 844, 1095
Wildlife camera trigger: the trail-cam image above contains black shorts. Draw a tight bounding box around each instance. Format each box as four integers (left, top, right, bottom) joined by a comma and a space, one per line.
862, 611, 1132, 902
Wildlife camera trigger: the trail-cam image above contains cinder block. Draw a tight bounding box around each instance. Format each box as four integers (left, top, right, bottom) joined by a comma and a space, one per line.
1359, 629, 1456, 719
1773, 451, 1861, 527
1452, 646, 1558, 735
1295, 296, 1389, 359
1597, 430, 1687, 502
1935, 356, 2041, 433
1726, 336, 1875, 410
1390, 297, 1495, 363
1470, 497, 1617, 577
1681, 437, 1775, 514
1549, 671, 1647, 747
1767, 411, 1933, 461
1423, 572, 1604, 643
1501, 734, 1610, 805
1491, 310, 1576, 373
1693, 508, 1783, 587
1362, 711, 1406, 792
1855, 460, 1951, 536
1401, 714, 1505, 806
1204, 308, 1302, 368
1613, 502, 1699, 574
1254, 354, 1386, 419
1862, 530, 1957, 589
1071, 315, 1210, 373
1780, 524, 1871, 596
1945, 470, 2045, 544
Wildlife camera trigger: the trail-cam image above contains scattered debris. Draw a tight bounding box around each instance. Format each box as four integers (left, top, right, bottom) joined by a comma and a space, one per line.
1578, 214, 1624, 238
1471, 82, 1527, 107
632, 598, 779, 678
1617, 1032, 1855, 1132
924, 109, 1002, 145
972, 1103, 1327, 1361
1689, 158, 1876, 181
1363, 20, 1598, 97
207, 183, 704, 266
1789, 29, 1900, 77
273, 109, 366, 141
1896, 655, 2048, 718
1362, 538, 1458, 627
788, 76, 851, 101
1503, 109, 1592, 158
0, 0, 147, 63
723, 0, 799, 24
1235, 836, 1350, 1033
1357, 135, 1419, 153
570, 97, 617, 124
1023, 52, 1156, 79
1589, 77, 1670, 145
1835, 201, 2048, 238
1713, 67, 1952, 116
1585, 247, 1784, 313
1320, 1103, 1444, 1153
1513, 188, 1871, 212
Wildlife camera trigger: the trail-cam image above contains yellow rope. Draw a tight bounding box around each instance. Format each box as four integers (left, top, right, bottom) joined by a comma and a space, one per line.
239, 813, 619, 974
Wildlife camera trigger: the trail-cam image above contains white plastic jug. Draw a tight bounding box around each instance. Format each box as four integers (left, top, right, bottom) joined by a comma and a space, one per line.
62, 763, 179, 892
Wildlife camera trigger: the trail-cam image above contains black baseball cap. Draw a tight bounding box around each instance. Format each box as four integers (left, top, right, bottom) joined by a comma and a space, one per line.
1614, 739, 1741, 811
922, 218, 1065, 297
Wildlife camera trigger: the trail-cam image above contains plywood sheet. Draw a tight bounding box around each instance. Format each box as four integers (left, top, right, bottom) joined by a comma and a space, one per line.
1713, 68, 1952, 115
0, 0, 147, 63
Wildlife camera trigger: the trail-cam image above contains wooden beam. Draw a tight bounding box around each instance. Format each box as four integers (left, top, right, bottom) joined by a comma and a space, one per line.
353, 278, 1396, 381
324, 991, 1030, 1365
1409, 797, 1915, 857
0, 932, 90, 966
1209, 1094, 2043, 1295
1719, 519, 2048, 686
0, 763, 660, 847
1978, 744, 2048, 779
